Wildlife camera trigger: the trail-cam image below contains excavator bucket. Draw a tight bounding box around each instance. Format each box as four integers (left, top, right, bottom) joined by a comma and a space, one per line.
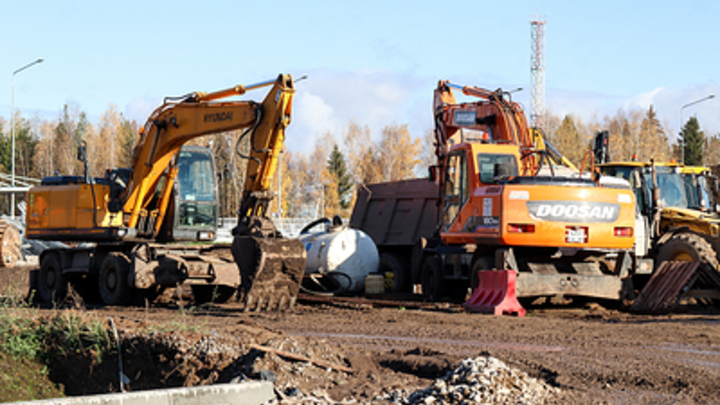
231, 235, 306, 311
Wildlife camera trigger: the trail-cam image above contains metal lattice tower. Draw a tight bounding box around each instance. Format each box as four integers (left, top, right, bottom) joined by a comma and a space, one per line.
530, 17, 546, 131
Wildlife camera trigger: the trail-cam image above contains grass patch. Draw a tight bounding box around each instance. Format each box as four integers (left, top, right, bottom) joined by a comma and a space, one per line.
0, 299, 116, 401
0, 350, 63, 402
0, 306, 114, 364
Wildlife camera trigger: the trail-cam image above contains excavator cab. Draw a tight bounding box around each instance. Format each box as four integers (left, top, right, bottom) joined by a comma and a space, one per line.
170, 147, 218, 241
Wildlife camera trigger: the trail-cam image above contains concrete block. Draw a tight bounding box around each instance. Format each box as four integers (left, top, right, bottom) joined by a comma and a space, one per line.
7, 381, 274, 405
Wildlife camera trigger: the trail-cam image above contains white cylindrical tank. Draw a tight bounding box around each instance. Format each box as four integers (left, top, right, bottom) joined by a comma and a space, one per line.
298, 226, 379, 293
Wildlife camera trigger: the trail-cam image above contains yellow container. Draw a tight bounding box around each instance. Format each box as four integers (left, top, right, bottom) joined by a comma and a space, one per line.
364, 274, 385, 295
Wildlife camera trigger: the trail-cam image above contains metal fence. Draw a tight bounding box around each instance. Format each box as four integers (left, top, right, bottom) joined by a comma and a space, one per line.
216, 217, 343, 242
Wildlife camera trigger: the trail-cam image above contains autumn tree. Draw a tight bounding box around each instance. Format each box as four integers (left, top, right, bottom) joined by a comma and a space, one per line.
53, 103, 90, 175
417, 128, 437, 177
706, 134, 720, 167
310, 132, 340, 217
118, 119, 139, 167
92, 104, 123, 175
602, 109, 635, 162
282, 151, 312, 217
342, 121, 382, 185
681, 116, 704, 165
32, 121, 56, 178
637, 105, 671, 162
550, 115, 586, 166
377, 124, 421, 182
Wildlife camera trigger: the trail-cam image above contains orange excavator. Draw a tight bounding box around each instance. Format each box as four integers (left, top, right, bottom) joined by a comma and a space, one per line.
417, 81, 638, 303
25, 74, 305, 310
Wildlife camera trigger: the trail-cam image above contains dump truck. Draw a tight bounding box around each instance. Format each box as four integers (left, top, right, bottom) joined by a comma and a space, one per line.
25, 74, 305, 310
353, 81, 638, 304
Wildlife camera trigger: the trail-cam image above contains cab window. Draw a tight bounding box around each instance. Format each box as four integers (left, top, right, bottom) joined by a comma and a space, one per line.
477, 153, 518, 184
442, 152, 468, 230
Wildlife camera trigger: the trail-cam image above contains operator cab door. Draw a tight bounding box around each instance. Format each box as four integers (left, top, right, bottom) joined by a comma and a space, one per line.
442, 151, 469, 232
171, 147, 219, 241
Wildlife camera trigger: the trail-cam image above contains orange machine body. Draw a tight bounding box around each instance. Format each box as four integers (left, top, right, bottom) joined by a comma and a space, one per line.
439, 142, 636, 250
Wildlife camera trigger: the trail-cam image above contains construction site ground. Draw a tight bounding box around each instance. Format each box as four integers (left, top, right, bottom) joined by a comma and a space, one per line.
1, 266, 720, 404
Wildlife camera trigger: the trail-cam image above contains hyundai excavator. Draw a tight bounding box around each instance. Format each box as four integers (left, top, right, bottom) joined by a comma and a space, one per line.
417, 81, 638, 303
25, 74, 305, 310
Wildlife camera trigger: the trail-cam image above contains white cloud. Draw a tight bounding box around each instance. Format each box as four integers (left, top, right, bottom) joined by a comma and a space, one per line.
124, 96, 161, 125
290, 91, 340, 152
285, 69, 432, 154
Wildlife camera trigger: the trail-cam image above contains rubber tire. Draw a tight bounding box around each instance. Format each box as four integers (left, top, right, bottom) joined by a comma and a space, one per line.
421, 255, 445, 301
192, 285, 236, 304
469, 257, 494, 290
99, 253, 132, 306
379, 252, 410, 293
656, 233, 719, 269
38, 253, 66, 303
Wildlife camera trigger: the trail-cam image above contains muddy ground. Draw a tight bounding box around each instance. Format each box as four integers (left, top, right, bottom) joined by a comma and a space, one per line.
90, 301, 719, 404
2, 266, 720, 404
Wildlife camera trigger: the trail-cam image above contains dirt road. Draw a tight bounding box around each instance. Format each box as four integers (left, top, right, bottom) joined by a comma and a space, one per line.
80, 299, 720, 404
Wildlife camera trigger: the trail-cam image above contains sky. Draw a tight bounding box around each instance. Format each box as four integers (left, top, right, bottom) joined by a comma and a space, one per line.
1, 0, 720, 155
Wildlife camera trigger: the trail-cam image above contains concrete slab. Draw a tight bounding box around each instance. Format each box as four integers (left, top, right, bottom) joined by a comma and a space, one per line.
7, 381, 274, 405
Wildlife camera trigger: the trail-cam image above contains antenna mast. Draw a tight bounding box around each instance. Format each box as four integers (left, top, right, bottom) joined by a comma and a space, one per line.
530, 16, 546, 131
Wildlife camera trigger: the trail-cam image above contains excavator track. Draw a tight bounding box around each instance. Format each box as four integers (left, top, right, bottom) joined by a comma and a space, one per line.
231, 235, 306, 311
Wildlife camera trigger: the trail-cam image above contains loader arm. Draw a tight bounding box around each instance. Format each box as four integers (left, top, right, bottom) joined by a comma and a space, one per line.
122, 74, 294, 237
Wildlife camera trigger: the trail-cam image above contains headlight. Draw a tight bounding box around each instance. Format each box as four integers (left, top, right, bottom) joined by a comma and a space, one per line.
197, 231, 215, 241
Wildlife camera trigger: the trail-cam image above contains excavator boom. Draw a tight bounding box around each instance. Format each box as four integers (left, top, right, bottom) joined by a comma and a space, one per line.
123, 74, 295, 238
433, 81, 536, 174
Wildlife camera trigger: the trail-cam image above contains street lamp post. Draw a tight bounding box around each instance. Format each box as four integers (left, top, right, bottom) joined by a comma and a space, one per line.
680, 94, 715, 165
11, 58, 43, 218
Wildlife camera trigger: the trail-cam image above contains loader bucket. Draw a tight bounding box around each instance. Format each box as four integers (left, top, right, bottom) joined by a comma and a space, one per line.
231, 235, 306, 311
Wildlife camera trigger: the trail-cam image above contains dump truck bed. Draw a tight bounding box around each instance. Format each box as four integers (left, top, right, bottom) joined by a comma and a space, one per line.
350, 178, 438, 248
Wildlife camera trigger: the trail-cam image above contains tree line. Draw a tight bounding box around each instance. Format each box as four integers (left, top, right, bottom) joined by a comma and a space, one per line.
0, 102, 717, 218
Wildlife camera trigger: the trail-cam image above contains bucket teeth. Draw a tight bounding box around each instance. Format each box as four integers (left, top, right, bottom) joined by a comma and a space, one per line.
232, 235, 306, 312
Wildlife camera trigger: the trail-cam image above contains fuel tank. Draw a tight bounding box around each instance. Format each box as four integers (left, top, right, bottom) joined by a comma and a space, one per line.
299, 225, 379, 293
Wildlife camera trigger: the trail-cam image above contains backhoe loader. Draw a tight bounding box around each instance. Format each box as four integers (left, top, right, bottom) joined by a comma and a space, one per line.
596, 146, 720, 277
25, 74, 305, 310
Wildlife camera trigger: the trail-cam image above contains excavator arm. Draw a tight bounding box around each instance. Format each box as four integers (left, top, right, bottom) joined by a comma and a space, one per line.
433, 81, 537, 174
121, 74, 294, 238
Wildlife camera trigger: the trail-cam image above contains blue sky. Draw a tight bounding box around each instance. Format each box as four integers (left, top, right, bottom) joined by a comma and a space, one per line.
2, 1, 719, 154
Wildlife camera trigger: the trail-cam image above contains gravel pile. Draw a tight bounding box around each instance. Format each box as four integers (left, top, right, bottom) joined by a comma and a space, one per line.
378, 356, 557, 405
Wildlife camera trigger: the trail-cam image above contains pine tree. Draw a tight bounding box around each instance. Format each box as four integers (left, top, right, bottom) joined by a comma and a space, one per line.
681, 116, 704, 165
327, 144, 353, 210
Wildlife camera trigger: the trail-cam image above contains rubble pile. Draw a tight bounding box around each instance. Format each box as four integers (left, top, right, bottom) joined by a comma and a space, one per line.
119, 328, 349, 392
380, 356, 556, 405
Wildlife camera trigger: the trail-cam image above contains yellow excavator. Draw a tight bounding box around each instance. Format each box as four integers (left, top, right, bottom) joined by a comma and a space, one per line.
25, 74, 305, 310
